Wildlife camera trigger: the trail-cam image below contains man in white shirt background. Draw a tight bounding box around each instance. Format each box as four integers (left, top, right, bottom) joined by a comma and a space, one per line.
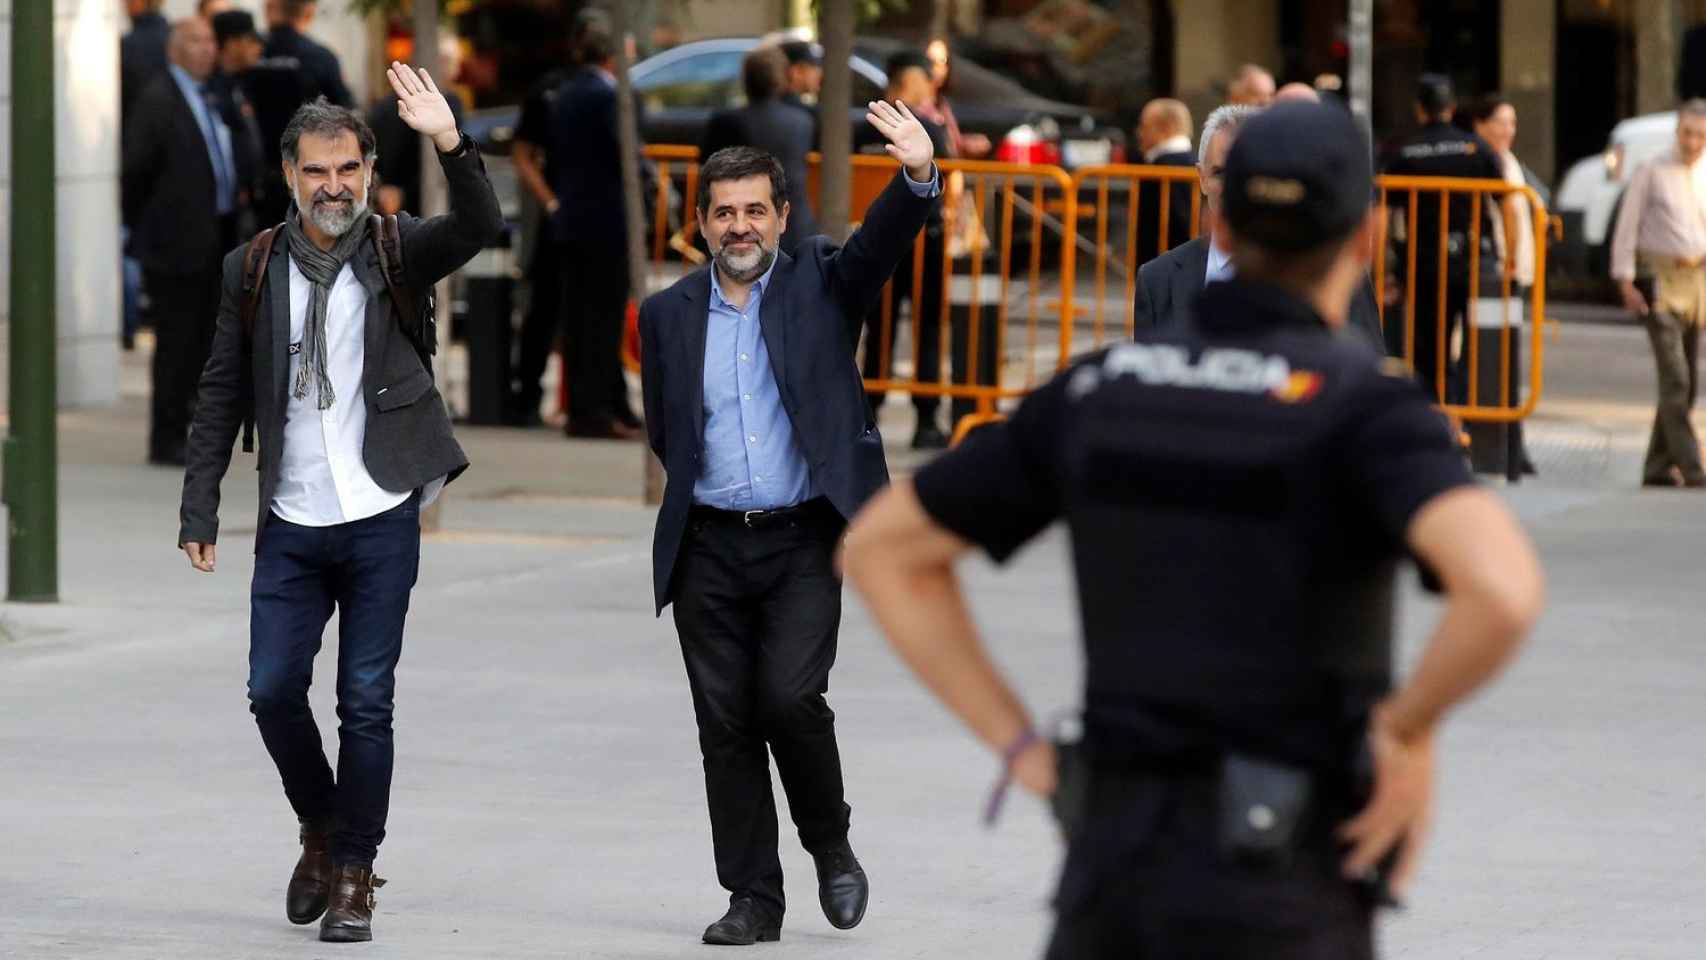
176, 62, 503, 943
1134, 97, 1195, 262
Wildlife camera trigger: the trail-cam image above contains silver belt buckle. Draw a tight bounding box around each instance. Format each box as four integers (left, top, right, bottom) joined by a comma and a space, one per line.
743, 510, 765, 528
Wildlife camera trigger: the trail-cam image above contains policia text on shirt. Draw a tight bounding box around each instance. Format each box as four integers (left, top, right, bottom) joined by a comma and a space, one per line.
845, 103, 1543, 960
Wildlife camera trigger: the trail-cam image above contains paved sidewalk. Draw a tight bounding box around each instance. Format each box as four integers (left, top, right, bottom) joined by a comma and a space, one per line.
3, 322, 1706, 958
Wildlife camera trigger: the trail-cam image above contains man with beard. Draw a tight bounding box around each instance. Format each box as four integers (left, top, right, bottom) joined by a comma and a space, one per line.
177, 66, 503, 943
637, 102, 941, 945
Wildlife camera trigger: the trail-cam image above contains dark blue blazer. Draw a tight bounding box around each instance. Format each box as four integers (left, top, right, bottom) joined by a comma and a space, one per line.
639, 169, 939, 613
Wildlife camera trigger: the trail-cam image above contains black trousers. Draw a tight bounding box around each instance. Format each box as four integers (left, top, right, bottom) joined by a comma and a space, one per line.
864, 226, 946, 424
948, 299, 1001, 429
1395, 267, 1468, 404
147, 254, 226, 458
248, 496, 420, 866
671, 502, 852, 918
1045, 773, 1374, 959
559, 239, 632, 427
513, 233, 565, 417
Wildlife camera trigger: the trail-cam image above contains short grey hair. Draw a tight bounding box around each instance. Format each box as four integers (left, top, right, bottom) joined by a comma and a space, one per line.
1198, 104, 1262, 167
281, 97, 377, 166
1681, 98, 1706, 122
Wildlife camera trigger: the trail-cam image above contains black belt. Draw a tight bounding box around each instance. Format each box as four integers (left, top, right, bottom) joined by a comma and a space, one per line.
688, 497, 837, 530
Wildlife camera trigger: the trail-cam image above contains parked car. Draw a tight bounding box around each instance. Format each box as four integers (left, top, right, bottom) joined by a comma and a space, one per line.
1554, 110, 1676, 280
464, 35, 1124, 166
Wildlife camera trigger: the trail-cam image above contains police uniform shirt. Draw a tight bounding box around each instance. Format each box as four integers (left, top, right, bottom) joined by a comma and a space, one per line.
912, 279, 1474, 771
1381, 123, 1504, 269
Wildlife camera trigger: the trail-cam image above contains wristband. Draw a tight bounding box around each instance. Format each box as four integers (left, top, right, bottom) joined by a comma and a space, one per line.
982, 728, 1040, 827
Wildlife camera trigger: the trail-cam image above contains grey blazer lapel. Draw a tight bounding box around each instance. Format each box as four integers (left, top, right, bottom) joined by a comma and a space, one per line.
268, 238, 291, 409
350, 245, 388, 391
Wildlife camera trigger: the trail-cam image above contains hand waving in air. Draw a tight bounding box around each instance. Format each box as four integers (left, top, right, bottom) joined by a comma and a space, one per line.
386, 60, 462, 154
865, 99, 937, 183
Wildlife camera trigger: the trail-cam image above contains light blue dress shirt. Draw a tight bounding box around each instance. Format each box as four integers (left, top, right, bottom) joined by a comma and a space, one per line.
1205, 239, 1234, 285
693, 164, 941, 511
168, 64, 237, 216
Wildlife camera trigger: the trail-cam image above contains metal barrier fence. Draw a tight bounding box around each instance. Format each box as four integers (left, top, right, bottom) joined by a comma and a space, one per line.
635, 148, 1547, 438
1374, 174, 1548, 424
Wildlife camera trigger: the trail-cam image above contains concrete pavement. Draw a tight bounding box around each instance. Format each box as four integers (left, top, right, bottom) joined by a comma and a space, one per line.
3, 319, 1706, 958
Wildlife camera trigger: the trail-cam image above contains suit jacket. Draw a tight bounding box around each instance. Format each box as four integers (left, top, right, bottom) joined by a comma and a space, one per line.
178, 138, 505, 549
122, 73, 231, 276
700, 99, 820, 253
639, 169, 939, 613
1135, 149, 1196, 264
262, 25, 353, 107
1133, 236, 1388, 353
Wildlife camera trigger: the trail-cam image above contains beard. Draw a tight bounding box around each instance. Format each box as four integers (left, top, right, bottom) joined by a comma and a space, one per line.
295, 183, 369, 237
713, 232, 776, 284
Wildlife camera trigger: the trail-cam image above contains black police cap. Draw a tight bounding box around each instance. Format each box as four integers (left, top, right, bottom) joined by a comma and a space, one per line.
779, 40, 821, 67
1221, 101, 1372, 253
1417, 73, 1455, 114
211, 10, 260, 47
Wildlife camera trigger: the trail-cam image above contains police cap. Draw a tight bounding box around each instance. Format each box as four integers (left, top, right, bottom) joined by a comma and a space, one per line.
1221, 102, 1371, 253
211, 10, 260, 47
779, 40, 821, 67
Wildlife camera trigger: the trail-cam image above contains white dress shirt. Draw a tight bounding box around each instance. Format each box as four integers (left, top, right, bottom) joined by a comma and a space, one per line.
1144, 134, 1193, 163
272, 258, 439, 526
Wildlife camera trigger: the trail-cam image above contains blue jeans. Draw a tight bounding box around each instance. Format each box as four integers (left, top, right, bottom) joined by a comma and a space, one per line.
248, 495, 421, 866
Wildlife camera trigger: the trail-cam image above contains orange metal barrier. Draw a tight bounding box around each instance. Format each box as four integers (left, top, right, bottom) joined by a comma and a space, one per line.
804, 154, 1079, 426
1064, 164, 1205, 347
642, 144, 702, 265
1374, 175, 1548, 424
638, 148, 1546, 442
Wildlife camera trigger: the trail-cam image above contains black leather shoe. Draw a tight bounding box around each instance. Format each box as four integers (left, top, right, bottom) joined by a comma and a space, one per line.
812, 842, 868, 930
286, 820, 333, 925
911, 424, 949, 450
702, 897, 781, 945
319, 863, 386, 943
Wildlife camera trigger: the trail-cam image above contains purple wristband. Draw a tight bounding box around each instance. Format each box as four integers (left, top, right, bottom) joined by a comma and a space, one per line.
983, 728, 1041, 827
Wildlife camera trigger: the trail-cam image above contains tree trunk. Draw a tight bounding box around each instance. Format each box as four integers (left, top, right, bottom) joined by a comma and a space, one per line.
414, 0, 449, 533
609, 2, 666, 504
928, 0, 951, 42
818, 0, 856, 242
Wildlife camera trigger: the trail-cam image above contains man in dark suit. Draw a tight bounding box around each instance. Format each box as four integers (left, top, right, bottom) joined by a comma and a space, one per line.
701, 46, 820, 253
1134, 97, 1195, 263
178, 71, 503, 944
542, 17, 644, 439
124, 17, 246, 465
638, 101, 941, 945
1134, 103, 1387, 353
262, 0, 353, 107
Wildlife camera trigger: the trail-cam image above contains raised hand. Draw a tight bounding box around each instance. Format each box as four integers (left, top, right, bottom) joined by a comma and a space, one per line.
386, 60, 461, 153
865, 99, 936, 182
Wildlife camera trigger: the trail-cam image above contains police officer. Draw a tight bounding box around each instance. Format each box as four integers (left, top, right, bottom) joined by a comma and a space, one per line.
844, 103, 1543, 958
1381, 74, 1504, 402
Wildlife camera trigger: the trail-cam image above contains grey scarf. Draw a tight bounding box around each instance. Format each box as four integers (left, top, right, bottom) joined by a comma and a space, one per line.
283, 213, 370, 409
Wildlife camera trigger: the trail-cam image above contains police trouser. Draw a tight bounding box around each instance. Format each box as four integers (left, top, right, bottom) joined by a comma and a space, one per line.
1044, 771, 1373, 960
1396, 266, 1468, 405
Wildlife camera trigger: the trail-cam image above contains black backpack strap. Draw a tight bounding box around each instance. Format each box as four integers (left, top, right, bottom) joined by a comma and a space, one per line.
238, 224, 283, 454
369, 213, 436, 373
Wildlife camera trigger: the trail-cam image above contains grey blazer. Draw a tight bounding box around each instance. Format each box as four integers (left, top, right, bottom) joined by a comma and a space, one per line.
1133, 236, 1389, 353
178, 136, 504, 548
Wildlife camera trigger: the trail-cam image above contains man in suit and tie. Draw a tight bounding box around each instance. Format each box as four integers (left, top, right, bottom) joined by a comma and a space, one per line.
124, 17, 247, 466
178, 71, 502, 943
701, 46, 820, 254
638, 101, 942, 945
1134, 103, 1387, 353
1134, 97, 1195, 263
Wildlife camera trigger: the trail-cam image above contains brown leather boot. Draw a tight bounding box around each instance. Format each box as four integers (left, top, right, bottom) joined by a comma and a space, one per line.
319, 863, 386, 943
285, 820, 333, 925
